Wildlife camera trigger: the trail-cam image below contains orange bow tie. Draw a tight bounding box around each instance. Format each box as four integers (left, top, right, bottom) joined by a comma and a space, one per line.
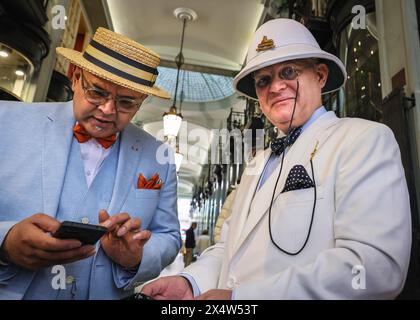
73, 123, 117, 149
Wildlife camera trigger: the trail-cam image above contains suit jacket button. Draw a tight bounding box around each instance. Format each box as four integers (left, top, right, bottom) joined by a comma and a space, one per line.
81, 217, 90, 224
66, 275, 74, 284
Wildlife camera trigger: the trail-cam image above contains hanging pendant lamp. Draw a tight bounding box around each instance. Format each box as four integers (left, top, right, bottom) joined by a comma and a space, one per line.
163, 7, 197, 138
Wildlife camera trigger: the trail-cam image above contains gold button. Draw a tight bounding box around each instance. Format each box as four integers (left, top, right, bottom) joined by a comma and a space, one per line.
66, 276, 74, 284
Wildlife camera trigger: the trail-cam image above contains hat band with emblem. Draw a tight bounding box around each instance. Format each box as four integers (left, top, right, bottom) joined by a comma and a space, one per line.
233, 19, 347, 100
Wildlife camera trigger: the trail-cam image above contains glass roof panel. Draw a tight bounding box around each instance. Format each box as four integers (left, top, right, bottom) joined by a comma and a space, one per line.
155, 67, 235, 103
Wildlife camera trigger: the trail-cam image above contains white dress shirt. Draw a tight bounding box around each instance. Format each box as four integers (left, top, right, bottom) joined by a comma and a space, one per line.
79, 138, 114, 187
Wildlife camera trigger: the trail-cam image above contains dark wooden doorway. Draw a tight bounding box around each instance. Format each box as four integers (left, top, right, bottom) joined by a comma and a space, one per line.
382, 88, 420, 299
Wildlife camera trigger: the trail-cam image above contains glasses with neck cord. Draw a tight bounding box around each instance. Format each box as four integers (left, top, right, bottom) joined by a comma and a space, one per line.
253, 59, 321, 89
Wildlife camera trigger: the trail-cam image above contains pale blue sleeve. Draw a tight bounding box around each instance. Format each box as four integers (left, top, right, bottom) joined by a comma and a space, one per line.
0, 221, 19, 283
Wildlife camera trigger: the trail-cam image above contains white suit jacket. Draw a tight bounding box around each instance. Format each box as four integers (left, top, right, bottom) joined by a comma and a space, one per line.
185, 111, 412, 299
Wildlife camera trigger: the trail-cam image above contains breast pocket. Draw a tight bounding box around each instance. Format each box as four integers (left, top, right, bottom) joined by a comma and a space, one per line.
276, 183, 324, 205
134, 189, 161, 199
270, 186, 324, 253
122, 189, 161, 227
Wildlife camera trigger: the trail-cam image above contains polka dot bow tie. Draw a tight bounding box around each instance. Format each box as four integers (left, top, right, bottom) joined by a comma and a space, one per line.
270, 126, 302, 156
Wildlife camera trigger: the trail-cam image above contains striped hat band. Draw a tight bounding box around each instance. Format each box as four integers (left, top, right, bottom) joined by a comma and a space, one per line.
56, 27, 170, 99
83, 39, 159, 88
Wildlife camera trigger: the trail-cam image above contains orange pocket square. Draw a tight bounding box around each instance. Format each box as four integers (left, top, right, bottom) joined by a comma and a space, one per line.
137, 173, 163, 189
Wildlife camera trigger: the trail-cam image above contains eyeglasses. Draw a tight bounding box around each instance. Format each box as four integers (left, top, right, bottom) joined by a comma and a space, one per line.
80, 71, 144, 114
254, 66, 302, 89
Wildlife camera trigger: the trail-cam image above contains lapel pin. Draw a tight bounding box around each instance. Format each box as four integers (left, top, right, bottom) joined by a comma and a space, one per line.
310, 141, 319, 161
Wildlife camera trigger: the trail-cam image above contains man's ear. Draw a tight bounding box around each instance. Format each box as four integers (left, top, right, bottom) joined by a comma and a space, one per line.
71, 66, 81, 91
316, 64, 329, 89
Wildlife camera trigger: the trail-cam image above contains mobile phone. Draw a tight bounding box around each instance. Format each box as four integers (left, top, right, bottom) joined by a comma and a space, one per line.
122, 292, 154, 300
53, 221, 108, 245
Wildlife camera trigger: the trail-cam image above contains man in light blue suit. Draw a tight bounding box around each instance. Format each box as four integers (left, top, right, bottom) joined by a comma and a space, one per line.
0, 27, 181, 299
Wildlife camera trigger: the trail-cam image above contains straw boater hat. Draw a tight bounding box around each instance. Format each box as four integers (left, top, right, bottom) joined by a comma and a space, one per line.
233, 18, 347, 100
56, 27, 170, 99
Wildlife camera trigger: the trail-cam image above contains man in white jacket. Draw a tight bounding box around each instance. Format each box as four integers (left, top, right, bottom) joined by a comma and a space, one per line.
141, 18, 411, 300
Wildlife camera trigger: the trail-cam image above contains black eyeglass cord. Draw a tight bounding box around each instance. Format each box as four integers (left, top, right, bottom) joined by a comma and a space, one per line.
268, 79, 317, 255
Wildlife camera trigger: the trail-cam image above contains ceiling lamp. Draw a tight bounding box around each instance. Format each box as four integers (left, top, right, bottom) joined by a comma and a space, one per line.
174, 71, 188, 173
15, 68, 25, 77
163, 106, 183, 137
0, 45, 11, 58
163, 7, 197, 138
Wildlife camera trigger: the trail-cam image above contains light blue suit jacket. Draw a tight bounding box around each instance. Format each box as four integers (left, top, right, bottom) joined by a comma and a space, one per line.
0, 101, 181, 299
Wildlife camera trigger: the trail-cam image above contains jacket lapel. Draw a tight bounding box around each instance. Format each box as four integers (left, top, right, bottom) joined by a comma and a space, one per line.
226, 149, 270, 256
108, 124, 141, 214
42, 102, 75, 216
233, 112, 340, 253
42, 105, 142, 217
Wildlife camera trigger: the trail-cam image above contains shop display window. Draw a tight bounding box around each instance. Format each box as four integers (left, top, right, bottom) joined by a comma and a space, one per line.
339, 13, 382, 122
0, 43, 35, 101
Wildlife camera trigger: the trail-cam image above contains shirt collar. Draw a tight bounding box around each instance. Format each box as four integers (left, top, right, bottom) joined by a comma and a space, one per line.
301, 106, 327, 133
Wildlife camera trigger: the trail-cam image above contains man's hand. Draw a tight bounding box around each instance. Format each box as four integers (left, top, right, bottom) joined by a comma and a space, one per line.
196, 289, 232, 300
99, 209, 151, 269
2, 214, 95, 271
141, 276, 194, 300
